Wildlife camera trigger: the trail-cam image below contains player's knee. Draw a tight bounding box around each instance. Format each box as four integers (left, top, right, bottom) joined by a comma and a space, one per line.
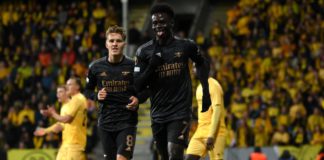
117, 154, 128, 160
185, 154, 201, 160
168, 142, 184, 160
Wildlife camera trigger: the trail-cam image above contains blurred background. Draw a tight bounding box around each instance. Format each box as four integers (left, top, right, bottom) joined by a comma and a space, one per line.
0, 0, 323, 159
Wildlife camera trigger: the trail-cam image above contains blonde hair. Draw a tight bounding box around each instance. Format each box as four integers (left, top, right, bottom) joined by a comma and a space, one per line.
57, 85, 67, 90
105, 25, 126, 41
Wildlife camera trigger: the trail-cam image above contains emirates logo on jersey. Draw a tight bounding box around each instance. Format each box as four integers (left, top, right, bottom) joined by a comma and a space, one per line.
174, 52, 183, 58
122, 71, 130, 76
99, 72, 108, 77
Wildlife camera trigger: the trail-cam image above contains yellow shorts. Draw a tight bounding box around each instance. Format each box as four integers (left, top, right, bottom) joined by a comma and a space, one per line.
186, 136, 225, 160
56, 146, 86, 160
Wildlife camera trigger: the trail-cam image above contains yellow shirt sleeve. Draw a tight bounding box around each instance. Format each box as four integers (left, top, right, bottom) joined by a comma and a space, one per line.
207, 79, 223, 138
64, 96, 81, 117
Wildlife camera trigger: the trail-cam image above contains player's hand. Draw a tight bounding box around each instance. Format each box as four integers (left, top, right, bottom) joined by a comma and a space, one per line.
206, 137, 215, 150
149, 45, 163, 68
98, 88, 107, 100
201, 91, 211, 112
126, 96, 139, 111
34, 128, 46, 136
47, 105, 57, 116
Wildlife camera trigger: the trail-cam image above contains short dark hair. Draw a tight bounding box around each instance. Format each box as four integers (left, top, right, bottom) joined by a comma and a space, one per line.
254, 146, 262, 153
106, 25, 126, 41
150, 3, 174, 19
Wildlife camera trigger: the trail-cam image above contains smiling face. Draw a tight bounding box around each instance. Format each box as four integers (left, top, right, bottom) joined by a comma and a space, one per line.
152, 12, 173, 42
105, 33, 126, 57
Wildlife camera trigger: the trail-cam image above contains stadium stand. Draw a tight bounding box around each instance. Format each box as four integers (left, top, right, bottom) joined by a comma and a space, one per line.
192, 0, 324, 149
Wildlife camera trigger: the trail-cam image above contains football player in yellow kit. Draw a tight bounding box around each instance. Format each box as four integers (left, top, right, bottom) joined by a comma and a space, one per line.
186, 75, 227, 160
34, 77, 88, 160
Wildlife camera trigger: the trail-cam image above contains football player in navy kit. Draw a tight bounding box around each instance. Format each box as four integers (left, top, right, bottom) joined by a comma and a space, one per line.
85, 25, 146, 160
134, 3, 211, 160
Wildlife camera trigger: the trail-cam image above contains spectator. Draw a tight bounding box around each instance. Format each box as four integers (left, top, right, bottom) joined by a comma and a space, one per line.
249, 146, 267, 160
311, 125, 324, 145
316, 148, 324, 160
307, 107, 324, 132
18, 103, 35, 125
292, 126, 307, 146
38, 46, 52, 68
279, 150, 296, 160
61, 47, 76, 66
271, 125, 290, 145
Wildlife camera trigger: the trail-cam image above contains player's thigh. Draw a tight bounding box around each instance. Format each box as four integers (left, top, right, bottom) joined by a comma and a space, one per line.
209, 136, 226, 160
167, 119, 190, 146
56, 147, 67, 160
152, 122, 167, 143
116, 127, 137, 159
98, 127, 117, 160
67, 150, 86, 160
186, 138, 207, 157
151, 122, 168, 159
56, 147, 86, 160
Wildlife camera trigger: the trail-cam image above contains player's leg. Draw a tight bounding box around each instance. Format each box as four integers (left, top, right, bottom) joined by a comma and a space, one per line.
56, 147, 67, 160
116, 127, 137, 160
167, 119, 191, 160
152, 122, 169, 160
185, 138, 207, 160
98, 127, 117, 160
168, 142, 184, 160
208, 136, 226, 160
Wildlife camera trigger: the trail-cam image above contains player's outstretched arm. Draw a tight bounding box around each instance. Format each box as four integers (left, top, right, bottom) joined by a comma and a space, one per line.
47, 105, 73, 123
196, 60, 211, 112
84, 65, 98, 100
206, 105, 221, 150
206, 81, 222, 150
137, 88, 150, 103
188, 41, 211, 112
34, 123, 63, 136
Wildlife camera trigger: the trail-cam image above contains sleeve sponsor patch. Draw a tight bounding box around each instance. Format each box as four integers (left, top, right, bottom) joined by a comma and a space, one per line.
134, 67, 140, 72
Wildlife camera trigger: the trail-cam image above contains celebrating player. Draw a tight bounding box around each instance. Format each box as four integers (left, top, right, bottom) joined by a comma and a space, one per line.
85, 25, 146, 160
134, 3, 211, 160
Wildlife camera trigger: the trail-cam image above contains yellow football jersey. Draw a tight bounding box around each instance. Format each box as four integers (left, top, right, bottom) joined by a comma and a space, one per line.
193, 78, 227, 138
60, 93, 88, 151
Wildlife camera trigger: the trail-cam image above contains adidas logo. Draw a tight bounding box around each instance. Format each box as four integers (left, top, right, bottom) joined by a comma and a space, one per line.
155, 52, 161, 57
178, 135, 184, 140
174, 52, 183, 58
100, 72, 108, 77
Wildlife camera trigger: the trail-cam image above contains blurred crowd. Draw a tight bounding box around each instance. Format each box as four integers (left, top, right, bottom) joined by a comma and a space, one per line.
0, 0, 131, 158
194, 0, 324, 147
0, 0, 323, 159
